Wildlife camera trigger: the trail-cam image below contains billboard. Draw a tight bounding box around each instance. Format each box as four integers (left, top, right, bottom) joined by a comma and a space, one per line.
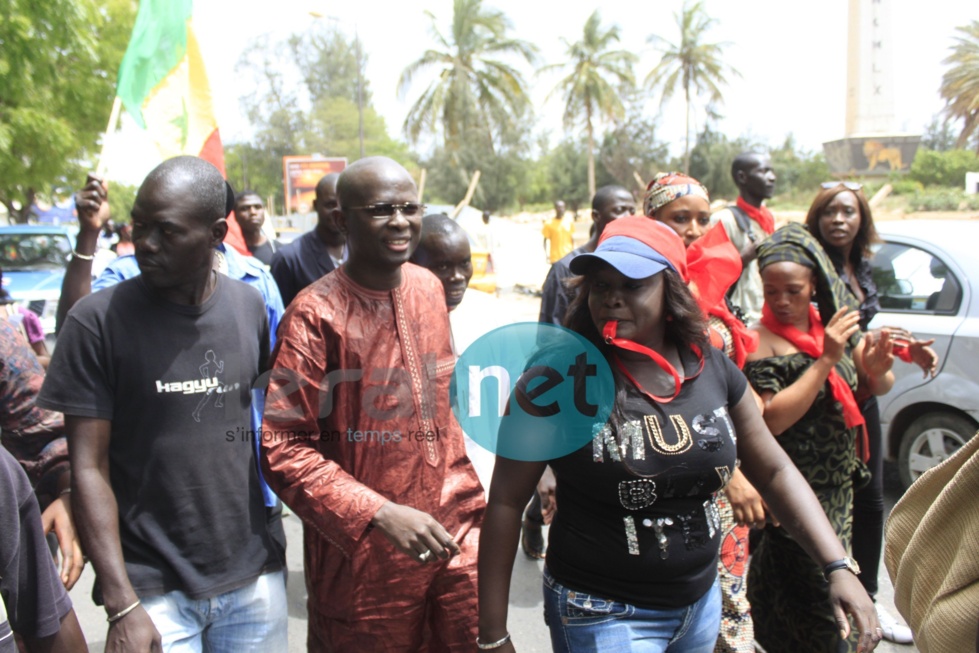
822, 135, 921, 177
282, 156, 347, 214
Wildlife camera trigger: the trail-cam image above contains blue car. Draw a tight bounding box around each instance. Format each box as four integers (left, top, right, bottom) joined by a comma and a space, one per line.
0, 225, 76, 334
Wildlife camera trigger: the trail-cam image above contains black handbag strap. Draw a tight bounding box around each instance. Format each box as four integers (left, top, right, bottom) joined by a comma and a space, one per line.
728, 204, 758, 244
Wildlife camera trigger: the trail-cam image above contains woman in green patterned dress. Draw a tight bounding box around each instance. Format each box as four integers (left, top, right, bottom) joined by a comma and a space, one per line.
744, 224, 895, 653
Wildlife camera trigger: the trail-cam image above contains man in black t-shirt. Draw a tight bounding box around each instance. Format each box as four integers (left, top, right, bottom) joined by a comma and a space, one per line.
235, 190, 281, 265
38, 157, 287, 653
0, 445, 87, 653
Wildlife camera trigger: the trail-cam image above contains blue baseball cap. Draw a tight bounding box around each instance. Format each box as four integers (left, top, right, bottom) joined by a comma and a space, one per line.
569, 217, 684, 280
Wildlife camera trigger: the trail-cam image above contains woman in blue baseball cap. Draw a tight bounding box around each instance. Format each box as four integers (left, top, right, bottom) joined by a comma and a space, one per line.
478, 216, 881, 653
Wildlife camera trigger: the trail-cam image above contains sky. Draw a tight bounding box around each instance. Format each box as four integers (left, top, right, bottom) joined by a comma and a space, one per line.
103, 0, 976, 186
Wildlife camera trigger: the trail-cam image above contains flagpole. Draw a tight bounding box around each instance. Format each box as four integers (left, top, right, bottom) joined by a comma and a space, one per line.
95, 96, 123, 177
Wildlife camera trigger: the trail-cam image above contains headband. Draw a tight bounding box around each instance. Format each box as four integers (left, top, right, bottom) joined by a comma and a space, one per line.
643, 172, 710, 217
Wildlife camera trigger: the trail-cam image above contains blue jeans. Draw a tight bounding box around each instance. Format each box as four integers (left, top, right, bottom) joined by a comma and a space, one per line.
543, 567, 720, 653
140, 570, 287, 653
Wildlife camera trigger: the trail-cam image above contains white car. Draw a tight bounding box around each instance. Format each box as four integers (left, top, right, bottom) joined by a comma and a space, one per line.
869, 220, 979, 488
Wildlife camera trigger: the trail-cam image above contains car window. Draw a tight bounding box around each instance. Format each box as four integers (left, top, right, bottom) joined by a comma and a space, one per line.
0, 233, 72, 270
871, 242, 962, 314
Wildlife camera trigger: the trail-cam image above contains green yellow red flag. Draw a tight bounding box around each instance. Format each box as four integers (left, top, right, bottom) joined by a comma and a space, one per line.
116, 0, 248, 253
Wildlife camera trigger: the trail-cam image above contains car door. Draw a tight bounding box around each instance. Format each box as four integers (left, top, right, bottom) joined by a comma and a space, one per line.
868, 235, 968, 414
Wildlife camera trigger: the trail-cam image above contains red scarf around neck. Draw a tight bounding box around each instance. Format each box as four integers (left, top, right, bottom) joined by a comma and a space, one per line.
760, 303, 869, 462
602, 321, 703, 403
736, 196, 775, 235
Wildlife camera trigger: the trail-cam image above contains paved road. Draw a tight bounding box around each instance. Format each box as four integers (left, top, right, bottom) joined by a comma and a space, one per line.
67, 443, 916, 652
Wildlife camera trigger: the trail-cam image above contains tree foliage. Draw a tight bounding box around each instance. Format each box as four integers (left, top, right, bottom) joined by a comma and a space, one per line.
768, 135, 830, 201
940, 21, 979, 153
598, 90, 670, 192
909, 148, 979, 187
545, 138, 591, 211
0, 0, 137, 222
423, 142, 529, 213
422, 105, 534, 212
685, 130, 832, 204
922, 115, 961, 152
224, 142, 283, 208
289, 27, 373, 108
544, 11, 636, 199
686, 128, 753, 200
106, 181, 138, 224
235, 24, 411, 210
398, 0, 537, 151
646, 0, 739, 174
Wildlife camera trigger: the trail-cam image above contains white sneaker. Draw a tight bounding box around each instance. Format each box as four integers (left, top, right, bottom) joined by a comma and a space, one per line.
876, 603, 913, 644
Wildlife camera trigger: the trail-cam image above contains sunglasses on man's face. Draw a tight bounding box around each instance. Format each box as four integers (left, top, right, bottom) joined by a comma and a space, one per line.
821, 181, 863, 191
348, 202, 426, 219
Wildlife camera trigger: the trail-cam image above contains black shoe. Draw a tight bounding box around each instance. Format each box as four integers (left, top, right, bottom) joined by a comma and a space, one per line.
521, 518, 545, 559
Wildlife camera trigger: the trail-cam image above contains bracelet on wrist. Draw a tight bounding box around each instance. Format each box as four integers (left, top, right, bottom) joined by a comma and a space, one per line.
107, 599, 141, 623
72, 249, 96, 261
59, 487, 71, 496
477, 632, 511, 650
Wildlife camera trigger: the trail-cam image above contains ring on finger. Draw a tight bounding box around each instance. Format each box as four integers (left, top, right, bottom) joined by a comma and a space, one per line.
418, 550, 432, 563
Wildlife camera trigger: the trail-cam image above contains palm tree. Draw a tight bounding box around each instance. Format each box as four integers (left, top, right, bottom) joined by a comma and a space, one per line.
397, 0, 537, 152
545, 11, 636, 199
645, 0, 739, 174
940, 21, 979, 152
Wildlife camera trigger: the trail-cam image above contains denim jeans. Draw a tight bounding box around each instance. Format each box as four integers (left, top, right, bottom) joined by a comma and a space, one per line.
140, 570, 287, 653
543, 567, 720, 653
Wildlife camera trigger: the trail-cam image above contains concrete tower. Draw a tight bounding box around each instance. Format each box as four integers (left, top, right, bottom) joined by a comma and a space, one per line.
845, 0, 896, 136
824, 0, 920, 176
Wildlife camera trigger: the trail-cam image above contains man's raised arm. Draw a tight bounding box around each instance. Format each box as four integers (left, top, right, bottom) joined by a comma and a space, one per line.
57, 175, 109, 332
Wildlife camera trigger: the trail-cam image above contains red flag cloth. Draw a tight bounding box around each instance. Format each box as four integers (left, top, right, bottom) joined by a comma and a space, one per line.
687, 223, 758, 368
760, 303, 869, 462
687, 222, 742, 312
199, 128, 248, 256
223, 210, 249, 256
736, 196, 775, 235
